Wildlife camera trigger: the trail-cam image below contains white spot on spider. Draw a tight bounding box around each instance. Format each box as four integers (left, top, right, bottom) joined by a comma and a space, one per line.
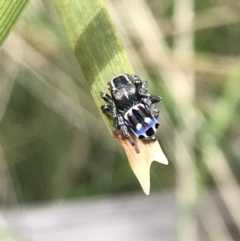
144, 117, 151, 124
136, 123, 142, 130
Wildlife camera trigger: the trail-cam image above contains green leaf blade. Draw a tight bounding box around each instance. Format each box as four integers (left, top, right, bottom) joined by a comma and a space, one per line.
51, 0, 169, 195
0, 0, 29, 46
52, 0, 133, 130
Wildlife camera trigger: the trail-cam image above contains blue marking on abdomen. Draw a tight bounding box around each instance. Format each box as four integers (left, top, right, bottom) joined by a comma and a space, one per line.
134, 117, 158, 137
123, 103, 159, 138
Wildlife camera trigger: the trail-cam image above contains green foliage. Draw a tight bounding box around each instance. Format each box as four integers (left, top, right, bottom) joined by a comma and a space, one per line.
1, 0, 240, 239
0, 0, 29, 46
0, 0, 240, 206
52, 0, 133, 131
202, 65, 240, 143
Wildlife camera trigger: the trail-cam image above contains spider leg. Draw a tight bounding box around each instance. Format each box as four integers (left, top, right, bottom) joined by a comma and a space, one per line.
137, 81, 162, 104
100, 91, 118, 130
129, 75, 162, 104
100, 91, 113, 104
101, 104, 113, 115
149, 95, 162, 104
141, 97, 160, 119
112, 105, 119, 131
130, 75, 148, 96
129, 74, 142, 86
116, 114, 139, 153
130, 75, 151, 98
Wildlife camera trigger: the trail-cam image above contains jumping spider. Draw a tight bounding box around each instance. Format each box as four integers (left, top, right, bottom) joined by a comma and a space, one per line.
100, 74, 162, 152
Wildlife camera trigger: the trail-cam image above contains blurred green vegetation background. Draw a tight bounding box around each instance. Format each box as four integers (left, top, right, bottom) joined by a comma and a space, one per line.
0, 0, 240, 235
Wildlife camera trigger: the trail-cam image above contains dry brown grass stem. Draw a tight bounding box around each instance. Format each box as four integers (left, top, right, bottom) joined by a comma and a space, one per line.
198, 191, 234, 241
205, 146, 240, 230
161, 6, 240, 36
3, 33, 100, 134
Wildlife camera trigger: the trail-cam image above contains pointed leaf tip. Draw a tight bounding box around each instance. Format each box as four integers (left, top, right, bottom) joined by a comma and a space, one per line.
114, 133, 168, 195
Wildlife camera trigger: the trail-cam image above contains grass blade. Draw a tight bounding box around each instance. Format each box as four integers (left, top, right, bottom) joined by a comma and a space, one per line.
0, 0, 29, 46
51, 0, 132, 131
51, 0, 168, 194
